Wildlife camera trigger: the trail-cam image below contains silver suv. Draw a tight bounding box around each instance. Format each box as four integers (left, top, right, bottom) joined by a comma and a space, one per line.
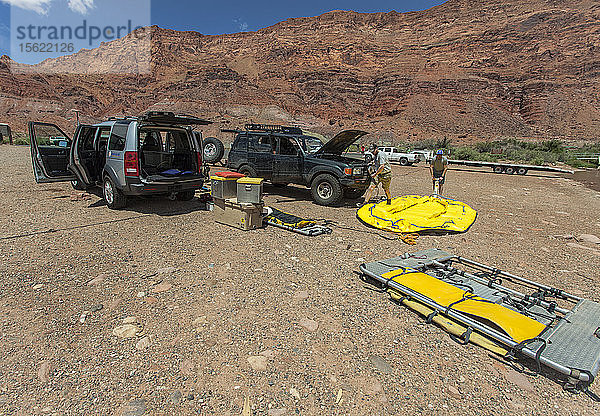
29, 111, 211, 209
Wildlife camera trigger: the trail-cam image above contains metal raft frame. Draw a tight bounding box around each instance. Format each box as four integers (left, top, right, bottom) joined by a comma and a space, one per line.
359, 249, 600, 393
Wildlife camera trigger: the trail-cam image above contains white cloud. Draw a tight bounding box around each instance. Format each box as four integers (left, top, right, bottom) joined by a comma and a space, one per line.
0, 0, 52, 14
0, 0, 94, 15
67, 0, 94, 14
233, 17, 249, 32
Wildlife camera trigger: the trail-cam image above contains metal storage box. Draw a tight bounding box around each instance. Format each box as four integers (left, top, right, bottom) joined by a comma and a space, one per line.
213, 198, 264, 231
211, 176, 238, 200
237, 177, 264, 204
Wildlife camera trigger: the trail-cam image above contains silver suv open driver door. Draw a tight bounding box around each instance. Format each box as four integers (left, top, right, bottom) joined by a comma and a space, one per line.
28, 121, 76, 183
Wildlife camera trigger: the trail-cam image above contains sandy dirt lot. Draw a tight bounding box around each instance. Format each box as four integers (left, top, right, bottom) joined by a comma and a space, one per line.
1, 144, 600, 415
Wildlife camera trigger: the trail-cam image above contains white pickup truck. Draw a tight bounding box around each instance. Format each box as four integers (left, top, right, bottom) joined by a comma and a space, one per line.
410, 150, 434, 163
378, 147, 422, 166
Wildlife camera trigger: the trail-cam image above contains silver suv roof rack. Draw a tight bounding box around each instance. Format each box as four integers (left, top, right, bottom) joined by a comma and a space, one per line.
138, 111, 212, 125
107, 116, 137, 121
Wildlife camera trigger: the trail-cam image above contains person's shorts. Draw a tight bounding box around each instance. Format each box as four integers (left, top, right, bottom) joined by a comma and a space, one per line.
433, 171, 445, 184
377, 172, 392, 191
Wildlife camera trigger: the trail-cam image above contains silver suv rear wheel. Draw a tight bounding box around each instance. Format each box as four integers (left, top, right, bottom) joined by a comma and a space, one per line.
103, 176, 127, 209
104, 180, 114, 205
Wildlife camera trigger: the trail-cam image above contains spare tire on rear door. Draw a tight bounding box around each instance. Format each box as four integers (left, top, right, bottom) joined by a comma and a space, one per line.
203, 137, 225, 164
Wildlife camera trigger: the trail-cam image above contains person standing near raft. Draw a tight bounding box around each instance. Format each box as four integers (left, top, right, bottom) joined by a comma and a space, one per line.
359, 144, 392, 207
430, 149, 448, 195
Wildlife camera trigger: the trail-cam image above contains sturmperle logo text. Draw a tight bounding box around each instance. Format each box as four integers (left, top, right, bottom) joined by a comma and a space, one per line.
16, 20, 146, 47
10, 0, 151, 74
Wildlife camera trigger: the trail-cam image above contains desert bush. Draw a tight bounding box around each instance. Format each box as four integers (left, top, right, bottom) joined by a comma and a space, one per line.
566, 158, 595, 168
539, 139, 565, 154
436, 137, 452, 149
412, 136, 596, 168
474, 141, 497, 153
413, 139, 438, 150
394, 141, 411, 151
13, 133, 29, 145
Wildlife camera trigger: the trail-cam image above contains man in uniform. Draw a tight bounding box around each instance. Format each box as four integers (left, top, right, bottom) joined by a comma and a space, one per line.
359, 144, 392, 206
430, 149, 448, 195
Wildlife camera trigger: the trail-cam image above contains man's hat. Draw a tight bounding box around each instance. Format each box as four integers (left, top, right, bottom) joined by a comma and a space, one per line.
436, 149, 444, 155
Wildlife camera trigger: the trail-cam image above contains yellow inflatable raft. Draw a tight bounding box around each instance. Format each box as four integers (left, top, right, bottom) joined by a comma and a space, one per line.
357, 195, 477, 234
382, 269, 546, 343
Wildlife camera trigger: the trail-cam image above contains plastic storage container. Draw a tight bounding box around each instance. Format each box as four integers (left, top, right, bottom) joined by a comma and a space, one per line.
237, 177, 264, 204
211, 176, 238, 200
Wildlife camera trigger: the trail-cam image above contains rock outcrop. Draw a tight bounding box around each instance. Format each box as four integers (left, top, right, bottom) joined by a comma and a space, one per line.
2, 0, 599, 142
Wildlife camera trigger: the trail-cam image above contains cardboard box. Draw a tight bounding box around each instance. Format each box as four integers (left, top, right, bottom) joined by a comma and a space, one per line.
213, 198, 264, 231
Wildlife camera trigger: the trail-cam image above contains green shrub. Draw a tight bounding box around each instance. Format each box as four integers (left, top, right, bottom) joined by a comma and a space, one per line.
346, 144, 359, 152
452, 147, 477, 161
413, 137, 597, 167
394, 141, 411, 152
413, 139, 437, 150
13, 133, 29, 145
436, 137, 452, 149
567, 158, 596, 168
474, 141, 497, 153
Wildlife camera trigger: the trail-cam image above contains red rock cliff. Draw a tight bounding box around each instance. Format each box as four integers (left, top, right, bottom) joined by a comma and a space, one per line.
1, 0, 599, 141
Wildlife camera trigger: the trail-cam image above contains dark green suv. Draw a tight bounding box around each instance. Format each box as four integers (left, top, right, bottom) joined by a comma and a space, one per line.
226, 124, 370, 206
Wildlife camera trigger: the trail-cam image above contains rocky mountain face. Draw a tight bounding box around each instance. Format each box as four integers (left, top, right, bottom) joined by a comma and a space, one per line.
1, 0, 599, 143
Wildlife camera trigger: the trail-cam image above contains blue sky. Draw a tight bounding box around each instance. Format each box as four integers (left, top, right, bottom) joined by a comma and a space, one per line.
0, 0, 445, 60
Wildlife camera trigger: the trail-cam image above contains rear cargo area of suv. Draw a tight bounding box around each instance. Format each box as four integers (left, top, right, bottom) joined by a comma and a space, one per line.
138, 127, 201, 181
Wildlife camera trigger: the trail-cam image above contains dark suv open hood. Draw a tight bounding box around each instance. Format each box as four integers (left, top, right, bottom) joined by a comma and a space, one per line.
315, 129, 368, 155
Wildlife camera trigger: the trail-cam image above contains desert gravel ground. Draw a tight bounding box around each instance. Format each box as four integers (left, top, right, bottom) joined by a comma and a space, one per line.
1, 144, 600, 415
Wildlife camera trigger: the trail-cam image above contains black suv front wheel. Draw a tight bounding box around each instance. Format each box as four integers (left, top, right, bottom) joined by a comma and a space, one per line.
311, 173, 343, 206
103, 176, 127, 210
238, 165, 257, 177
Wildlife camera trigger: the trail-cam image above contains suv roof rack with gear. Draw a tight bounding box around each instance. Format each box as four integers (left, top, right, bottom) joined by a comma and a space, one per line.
243, 124, 303, 135
139, 111, 212, 126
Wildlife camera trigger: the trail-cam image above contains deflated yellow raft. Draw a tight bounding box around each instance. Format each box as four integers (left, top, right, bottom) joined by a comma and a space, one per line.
382, 269, 546, 343
357, 195, 477, 234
